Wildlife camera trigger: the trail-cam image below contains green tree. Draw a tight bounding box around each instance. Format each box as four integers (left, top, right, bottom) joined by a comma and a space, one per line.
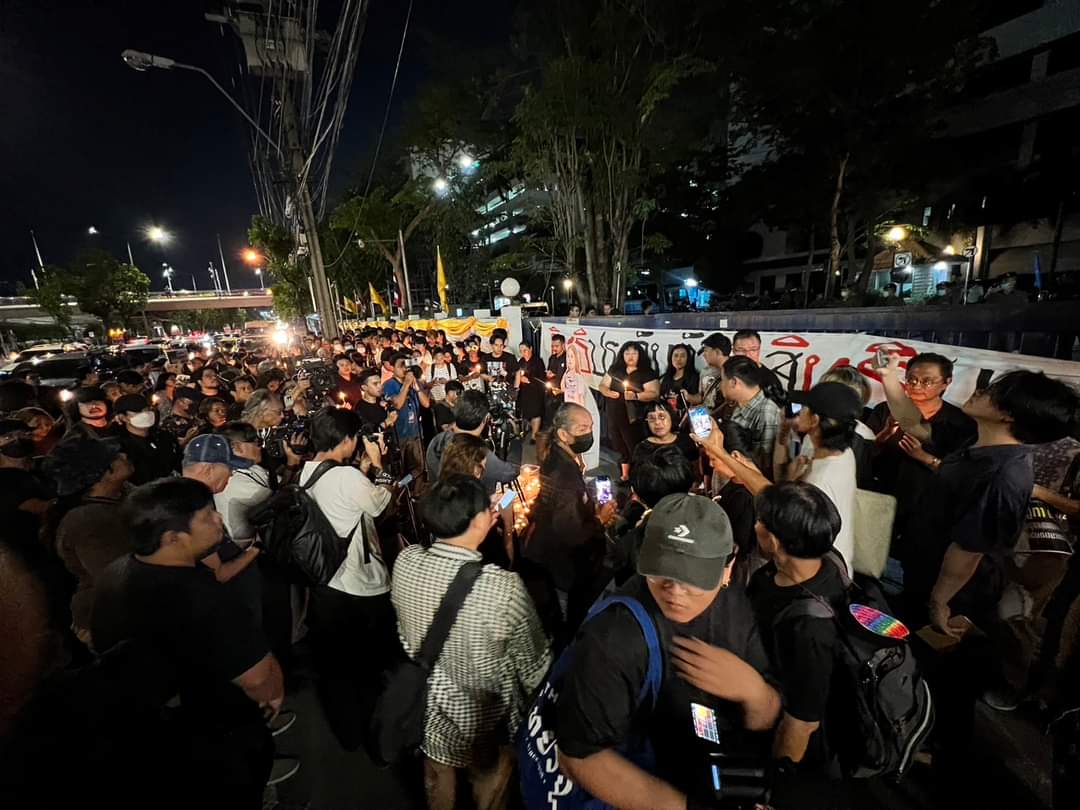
69, 250, 150, 329
734, 0, 991, 295
249, 216, 309, 320
25, 268, 75, 337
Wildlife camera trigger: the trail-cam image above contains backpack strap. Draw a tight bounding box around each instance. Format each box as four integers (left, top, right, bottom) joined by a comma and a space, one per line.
584, 595, 664, 705
416, 561, 484, 672
301, 460, 343, 491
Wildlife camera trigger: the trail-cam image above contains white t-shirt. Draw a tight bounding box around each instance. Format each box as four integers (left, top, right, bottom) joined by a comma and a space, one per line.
803, 448, 857, 574
425, 363, 457, 402
798, 420, 875, 458
215, 464, 272, 543
299, 462, 393, 597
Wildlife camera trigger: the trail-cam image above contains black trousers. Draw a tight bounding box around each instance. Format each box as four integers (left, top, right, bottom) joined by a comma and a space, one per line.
307, 586, 400, 751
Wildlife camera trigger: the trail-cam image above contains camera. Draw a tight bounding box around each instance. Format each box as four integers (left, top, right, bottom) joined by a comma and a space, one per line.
296, 359, 338, 403
258, 415, 308, 462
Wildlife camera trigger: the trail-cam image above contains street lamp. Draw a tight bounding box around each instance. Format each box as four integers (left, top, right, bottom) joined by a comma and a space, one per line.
87, 226, 99, 235
121, 50, 282, 156
684, 278, 699, 288
162, 263, 175, 294
432, 177, 449, 196
886, 225, 907, 242
562, 278, 573, 291
254, 269, 264, 290
147, 225, 171, 245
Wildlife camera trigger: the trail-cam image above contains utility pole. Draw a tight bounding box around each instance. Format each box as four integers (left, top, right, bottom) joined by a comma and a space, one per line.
216, 233, 233, 293
284, 95, 338, 338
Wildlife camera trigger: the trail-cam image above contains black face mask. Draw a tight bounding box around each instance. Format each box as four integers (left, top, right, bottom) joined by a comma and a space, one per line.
568, 432, 594, 454
1, 437, 35, 459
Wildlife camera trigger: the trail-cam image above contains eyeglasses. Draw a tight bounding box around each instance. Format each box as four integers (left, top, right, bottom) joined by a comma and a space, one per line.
645, 414, 670, 423
904, 377, 945, 388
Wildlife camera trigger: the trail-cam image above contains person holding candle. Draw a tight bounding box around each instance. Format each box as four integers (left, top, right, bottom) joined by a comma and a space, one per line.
598, 341, 660, 482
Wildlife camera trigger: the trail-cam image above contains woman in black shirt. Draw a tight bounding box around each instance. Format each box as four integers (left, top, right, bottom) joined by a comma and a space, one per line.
515, 342, 547, 442
632, 400, 699, 468
659, 343, 700, 419
598, 341, 660, 482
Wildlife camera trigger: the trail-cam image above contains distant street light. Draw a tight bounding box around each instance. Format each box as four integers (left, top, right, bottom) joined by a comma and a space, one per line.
886, 226, 907, 242
87, 226, 99, 235
432, 177, 449, 196
147, 225, 171, 244
942, 245, 955, 256
162, 263, 175, 294
562, 278, 573, 291
243, 248, 262, 265
254, 269, 264, 290
684, 278, 699, 288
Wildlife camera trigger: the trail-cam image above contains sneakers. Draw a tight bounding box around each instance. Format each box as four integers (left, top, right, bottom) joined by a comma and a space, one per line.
266, 756, 300, 786
269, 709, 296, 737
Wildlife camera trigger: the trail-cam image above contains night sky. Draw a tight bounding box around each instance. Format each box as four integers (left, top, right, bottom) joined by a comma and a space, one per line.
0, 0, 511, 293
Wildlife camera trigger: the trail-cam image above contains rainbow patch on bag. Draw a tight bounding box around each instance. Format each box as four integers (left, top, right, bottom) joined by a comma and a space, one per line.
850, 603, 909, 640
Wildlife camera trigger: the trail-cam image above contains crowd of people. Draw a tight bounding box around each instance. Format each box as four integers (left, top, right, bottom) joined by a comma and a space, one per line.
1, 320, 1079, 810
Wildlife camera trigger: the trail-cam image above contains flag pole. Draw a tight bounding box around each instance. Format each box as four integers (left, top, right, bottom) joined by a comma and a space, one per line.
30, 230, 45, 270
398, 229, 413, 314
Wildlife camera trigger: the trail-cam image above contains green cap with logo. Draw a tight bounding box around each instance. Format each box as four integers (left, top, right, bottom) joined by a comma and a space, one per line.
637, 493, 734, 590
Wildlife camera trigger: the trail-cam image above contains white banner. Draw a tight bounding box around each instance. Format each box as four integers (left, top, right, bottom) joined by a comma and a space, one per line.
539, 322, 1080, 407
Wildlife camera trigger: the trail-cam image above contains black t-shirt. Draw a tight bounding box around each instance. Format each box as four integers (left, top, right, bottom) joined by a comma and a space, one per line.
902, 444, 1034, 622
113, 428, 181, 485
354, 398, 388, 430
92, 555, 269, 726
660, 369, 700, 414
0, 467, 51, 547
749, 557, 847, 725
865, 400, 977, 517
606, 367, 659, 423
556, 576, 773, 799
547, 352, 567, 388
631, 432, 699, 465
714, 481, 756, 564
433, 400, 455, 431
332, 375, 366, 408
483, 351, 515, 381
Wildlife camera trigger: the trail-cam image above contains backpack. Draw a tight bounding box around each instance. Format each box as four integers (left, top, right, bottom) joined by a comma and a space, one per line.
773, 551, 934, 779
519, 596, 664, 810
246, 460, 353, 586
369, 561, 483, 767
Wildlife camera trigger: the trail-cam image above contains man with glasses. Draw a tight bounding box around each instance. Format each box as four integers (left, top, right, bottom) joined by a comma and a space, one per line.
731, 329, 783, 396
384, 351, 430, 480
553, 493, 779, 810
865, 352, 976, 537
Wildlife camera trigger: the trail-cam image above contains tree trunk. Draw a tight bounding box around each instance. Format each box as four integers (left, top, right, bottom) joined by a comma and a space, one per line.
593, 202, 611, 305
845, 214, 858, 288
1048, 196, 1066, 284
578, 185, 599, 306
802, 227, 816, 308
825, 153, 850, 300
856, 213, 878, 292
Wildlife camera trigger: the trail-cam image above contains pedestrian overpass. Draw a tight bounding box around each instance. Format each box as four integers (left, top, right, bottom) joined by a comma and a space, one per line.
0, 289, 274, 325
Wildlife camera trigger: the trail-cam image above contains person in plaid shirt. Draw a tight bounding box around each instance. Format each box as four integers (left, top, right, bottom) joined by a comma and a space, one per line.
392, 475, 552, 810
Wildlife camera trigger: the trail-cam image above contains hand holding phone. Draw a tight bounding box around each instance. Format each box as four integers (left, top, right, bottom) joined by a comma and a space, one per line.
689, 406, 712, 438
497, 489, 518, 511
594, 476, 613, 505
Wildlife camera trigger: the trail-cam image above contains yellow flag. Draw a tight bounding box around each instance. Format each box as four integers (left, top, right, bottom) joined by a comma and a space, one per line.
343, 296, 358, 314
436, 246, 449, 312
369, 282, 388, 313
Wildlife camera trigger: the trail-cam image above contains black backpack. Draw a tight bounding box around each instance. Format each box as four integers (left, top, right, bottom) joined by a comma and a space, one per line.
774, 552, 934, 779
369, 561, 483, 767
246, 460, 353, 586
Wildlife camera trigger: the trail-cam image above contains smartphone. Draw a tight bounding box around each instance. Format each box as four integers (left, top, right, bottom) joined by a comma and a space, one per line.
785, 400, 803, 419
689, 406, 712, 437
691, 702, 720, 744
497, 489, 518, 510
594, 475, 613, 505
397, 473, 414, 488
874, 347, 888, 369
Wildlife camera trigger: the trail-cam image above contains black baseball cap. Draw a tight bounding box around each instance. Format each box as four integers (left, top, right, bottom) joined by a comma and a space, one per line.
637, 493, 734, 590
74, 386, 108, 405
789, 381, 862, 422
114, 394, 150, 414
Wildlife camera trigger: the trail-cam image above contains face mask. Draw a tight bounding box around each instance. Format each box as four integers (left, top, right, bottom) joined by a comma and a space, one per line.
568, 432, 594, 454
129, 411, 156, 429
1, 437, 35, 458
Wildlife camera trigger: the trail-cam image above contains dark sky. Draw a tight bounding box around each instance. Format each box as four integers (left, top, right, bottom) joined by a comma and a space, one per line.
0, 0, 512, 293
